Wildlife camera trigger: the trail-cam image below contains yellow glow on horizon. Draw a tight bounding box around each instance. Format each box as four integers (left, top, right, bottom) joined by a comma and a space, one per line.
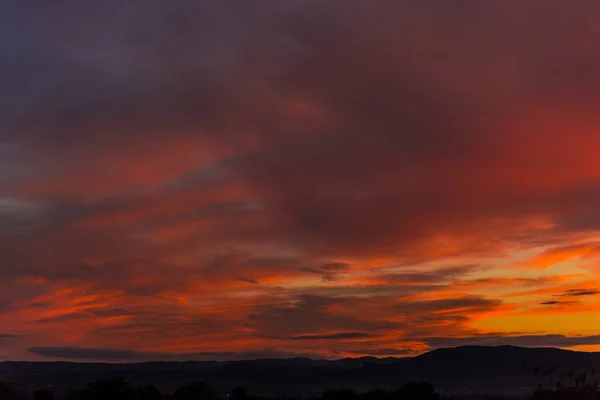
473, 312, 600, 335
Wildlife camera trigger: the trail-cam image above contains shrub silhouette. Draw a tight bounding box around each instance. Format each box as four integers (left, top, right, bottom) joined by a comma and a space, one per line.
322, 388, 356, 400
32, 390, 55, 400
231, 386, 248, 400
15, 377, 600, 400
0, 382, 22, 400
170, 382, 219, 400
66, 377, 133, 400
529, 384, 600, 400
133, 385, 162, 400
394, 382, 439, 400
0, 381, 448, 400
358, 389, 388, 400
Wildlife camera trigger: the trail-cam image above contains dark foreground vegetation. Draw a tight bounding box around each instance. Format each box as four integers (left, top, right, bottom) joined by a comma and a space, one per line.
1, 378, 600, 400
4, 348, 600, 400
0, 379, 441, 400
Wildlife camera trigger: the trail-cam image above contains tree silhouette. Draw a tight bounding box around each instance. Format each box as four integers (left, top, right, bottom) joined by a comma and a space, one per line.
231, 386, 248, 400
0, 382, 21, 400
322, 388, 356, 400
359, 389, 387, 400
16, 376, 596, 400
395, 382, 439, 400
133, 385, 162, 400
33, 389, 55, 400
171, 382, 219, 400
66, 377, 133, 400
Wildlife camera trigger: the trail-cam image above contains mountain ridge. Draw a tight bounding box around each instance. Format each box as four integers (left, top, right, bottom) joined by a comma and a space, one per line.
2, 346, 600, 397
2, 345, 595, 365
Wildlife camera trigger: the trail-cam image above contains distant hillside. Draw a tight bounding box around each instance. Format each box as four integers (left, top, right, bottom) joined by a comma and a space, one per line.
2, 346, 600, 397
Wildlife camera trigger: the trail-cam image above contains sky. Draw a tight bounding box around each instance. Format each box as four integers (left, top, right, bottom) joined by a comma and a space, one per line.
2, 0, 600, 362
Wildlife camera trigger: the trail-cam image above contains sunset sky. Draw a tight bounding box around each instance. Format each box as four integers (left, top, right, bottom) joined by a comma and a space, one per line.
3, 0, 600, 362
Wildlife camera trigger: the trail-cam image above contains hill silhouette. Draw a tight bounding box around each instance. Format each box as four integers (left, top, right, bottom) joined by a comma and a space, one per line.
2, 346, 600, 397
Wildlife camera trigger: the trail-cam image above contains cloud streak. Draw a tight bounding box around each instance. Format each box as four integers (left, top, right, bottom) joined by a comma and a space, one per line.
28, 347, 317, 362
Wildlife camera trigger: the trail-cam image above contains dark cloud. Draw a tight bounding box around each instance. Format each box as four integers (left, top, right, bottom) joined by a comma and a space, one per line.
246, 293, 501, 353
4, 0, 600, 255
36, 312, 93, 324
298, 283, 446, 299
557, 289, 599, 297
398, 297, 502, 314
288, 332, 372, 341
29, 347, 141, 361
539, 300, 575, 306
247, 294, 399, 338
0, 334, 19, 341
346, 348, 415, 357
299, 262, 351, 282
536, 288, 599, 308
320, 262, 351, 272
3, 0, 600, 246
382, 265, 480, 285
237, 277, 260, 285
28, 347, 317, 362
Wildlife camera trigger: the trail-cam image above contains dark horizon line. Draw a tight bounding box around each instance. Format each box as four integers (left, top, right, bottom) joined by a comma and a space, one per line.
1, 345, 594, 365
